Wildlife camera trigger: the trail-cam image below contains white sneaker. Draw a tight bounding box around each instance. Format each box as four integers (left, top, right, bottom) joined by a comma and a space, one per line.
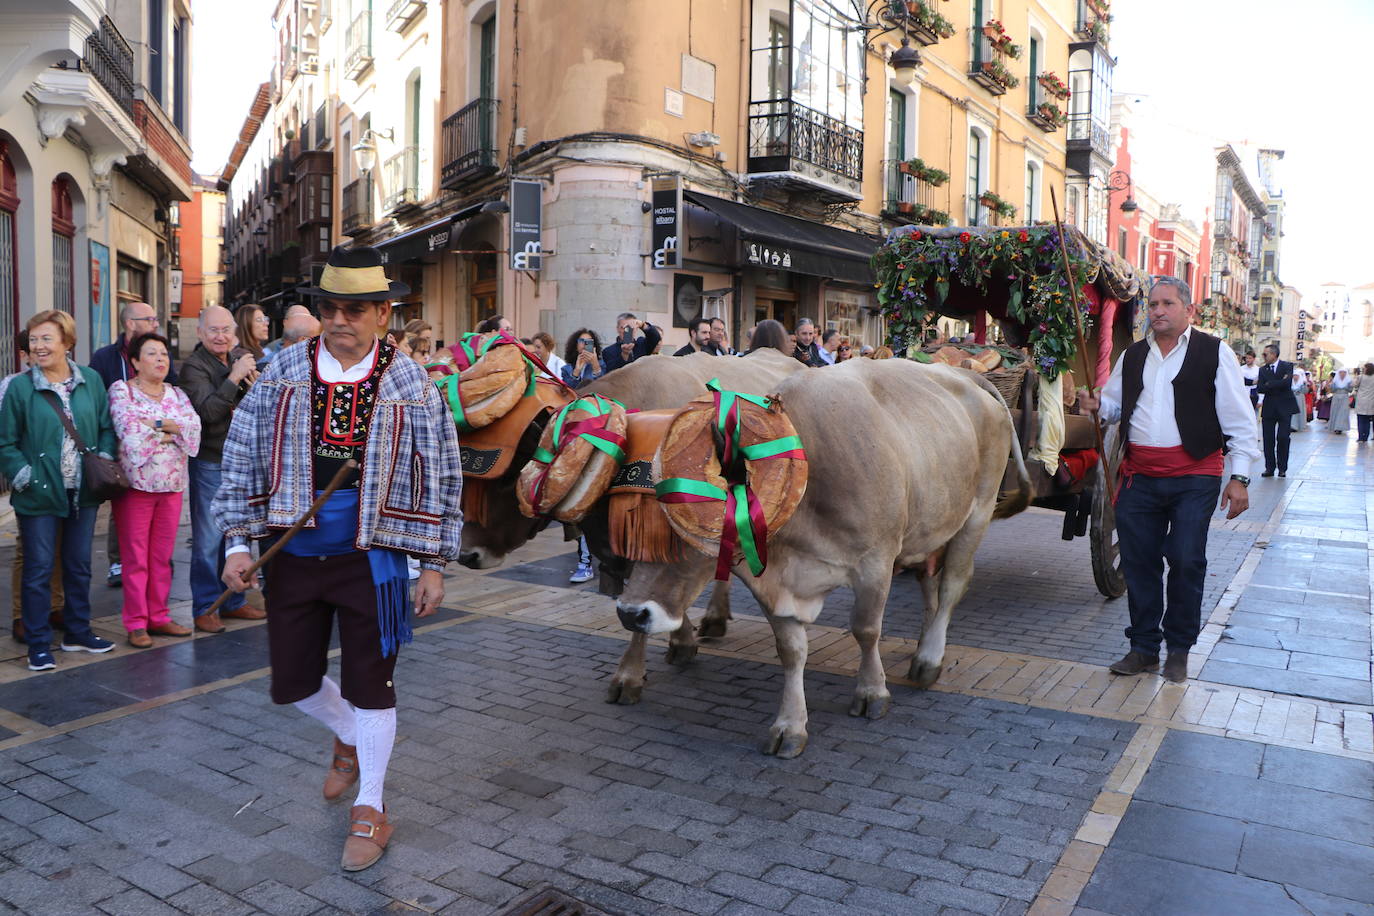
569, 562, 594, 584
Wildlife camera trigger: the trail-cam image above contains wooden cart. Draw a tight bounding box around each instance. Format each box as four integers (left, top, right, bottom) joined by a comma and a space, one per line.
873, 224, 1146, 598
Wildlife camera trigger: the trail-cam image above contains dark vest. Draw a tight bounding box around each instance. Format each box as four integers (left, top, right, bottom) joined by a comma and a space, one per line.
1119, 330, 1225, 459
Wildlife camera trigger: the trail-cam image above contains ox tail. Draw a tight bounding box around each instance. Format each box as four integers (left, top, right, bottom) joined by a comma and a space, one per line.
969, 373, 1033, 520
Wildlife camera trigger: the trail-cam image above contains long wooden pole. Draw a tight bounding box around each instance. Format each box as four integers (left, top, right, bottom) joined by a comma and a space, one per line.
206, 459, 358, 614
1048, 188, 1115, 505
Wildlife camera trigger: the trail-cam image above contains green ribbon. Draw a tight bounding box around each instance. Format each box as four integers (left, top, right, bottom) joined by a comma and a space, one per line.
435, 374, 470, 431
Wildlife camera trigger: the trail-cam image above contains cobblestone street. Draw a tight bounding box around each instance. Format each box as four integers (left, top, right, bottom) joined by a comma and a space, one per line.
0, 427, 1370, 915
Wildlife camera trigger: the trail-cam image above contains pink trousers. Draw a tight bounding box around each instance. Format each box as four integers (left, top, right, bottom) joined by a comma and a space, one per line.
113, 489, 182, 632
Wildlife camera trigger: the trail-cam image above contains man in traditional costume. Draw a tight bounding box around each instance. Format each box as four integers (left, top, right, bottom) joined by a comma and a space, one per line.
1079, 277, 1258, 683
213, 245, 461, 871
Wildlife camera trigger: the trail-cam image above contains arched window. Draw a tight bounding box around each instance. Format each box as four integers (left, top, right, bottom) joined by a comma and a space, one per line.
51, 177, 75, 314
0, 142, 18, 371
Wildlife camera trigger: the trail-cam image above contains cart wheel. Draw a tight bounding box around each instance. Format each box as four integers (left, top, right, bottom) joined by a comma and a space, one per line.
1090, 425, 1126, 599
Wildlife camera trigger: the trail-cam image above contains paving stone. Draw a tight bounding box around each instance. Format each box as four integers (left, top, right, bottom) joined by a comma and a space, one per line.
1260, 745, 1374, 801
165, 882, 260, 916
94, 888, 183, 916
1238, 822, 1374, 904
238, 879, 323, 916
1079, 848, 1308, 916
1152, 731, 1264, 778
1109, 800, 1245, 872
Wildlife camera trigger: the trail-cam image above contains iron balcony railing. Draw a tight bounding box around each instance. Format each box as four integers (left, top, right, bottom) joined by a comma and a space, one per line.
344, 11, 373, 79
82, 16, 135, 115
441, 98, 499, 189
386, 0, 425, 31
341, 174, 373, 236
382, 146, 419, 212
746, 100, 863, 183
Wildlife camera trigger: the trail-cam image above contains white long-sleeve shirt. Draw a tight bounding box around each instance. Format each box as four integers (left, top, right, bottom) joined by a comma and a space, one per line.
1097, 328, 1260, 478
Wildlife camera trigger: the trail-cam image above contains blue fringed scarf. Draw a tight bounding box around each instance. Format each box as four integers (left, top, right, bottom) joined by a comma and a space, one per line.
282, 488, 413, 657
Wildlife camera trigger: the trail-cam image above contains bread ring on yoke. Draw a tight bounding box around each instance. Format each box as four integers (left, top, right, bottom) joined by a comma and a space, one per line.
457, 343, 528, 429
653, 393, 808, 561
517, 398, 628, 523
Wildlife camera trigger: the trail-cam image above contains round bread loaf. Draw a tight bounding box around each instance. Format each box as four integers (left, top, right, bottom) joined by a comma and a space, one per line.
517, 397, 628, 523
934, 345, 968, 366
457, 343, 528, 429
654, 393, 808, 562
973, 348, 1002, 370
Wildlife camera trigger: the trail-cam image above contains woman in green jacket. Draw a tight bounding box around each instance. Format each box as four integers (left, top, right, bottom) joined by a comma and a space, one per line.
0, 311, 118, 671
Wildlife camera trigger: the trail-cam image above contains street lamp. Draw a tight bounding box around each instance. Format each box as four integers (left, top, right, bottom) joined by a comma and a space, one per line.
1106, 170, 1138, 213
351, 128, 394, 173
889, 39, 920, 87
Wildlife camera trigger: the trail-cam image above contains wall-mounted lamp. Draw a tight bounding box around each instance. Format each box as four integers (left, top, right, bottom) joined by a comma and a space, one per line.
1106, 170, 1138, 213
479, 200, 510, 214
351, 128, 395, 173
889, 39, 920, 88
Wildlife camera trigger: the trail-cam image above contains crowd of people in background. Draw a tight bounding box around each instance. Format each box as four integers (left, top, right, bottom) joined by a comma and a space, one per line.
0, 300, 904, 670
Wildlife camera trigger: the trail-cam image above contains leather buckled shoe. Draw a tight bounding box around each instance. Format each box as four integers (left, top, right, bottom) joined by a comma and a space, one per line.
324, 738, 359, 802
1162, 651, 1189, 684
1108, 650, 1159, 676
221, 605, 267, 621
194, 612, 226, 634
341, 805, 391, 871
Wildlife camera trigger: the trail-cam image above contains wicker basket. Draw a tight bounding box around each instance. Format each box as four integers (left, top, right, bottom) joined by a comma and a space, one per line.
986, 365, 1029, 408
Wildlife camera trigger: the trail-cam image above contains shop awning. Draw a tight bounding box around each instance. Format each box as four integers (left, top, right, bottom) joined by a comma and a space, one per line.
684, 191, 880, 286
376, 202, 490, 265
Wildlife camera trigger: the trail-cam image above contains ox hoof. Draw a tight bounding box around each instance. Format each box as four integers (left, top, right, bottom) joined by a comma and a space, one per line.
697, 618, 729, 640
908, 658, 944, 689
605, 679, 644, 705
848, 692, 892, 720
664, 642, 698, 667
761, 729, 809, 759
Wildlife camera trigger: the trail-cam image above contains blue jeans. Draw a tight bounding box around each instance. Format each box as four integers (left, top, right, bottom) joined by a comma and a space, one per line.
18, 495, 98, 651
1115, 474, 1219, 656
188, 458, 244, 617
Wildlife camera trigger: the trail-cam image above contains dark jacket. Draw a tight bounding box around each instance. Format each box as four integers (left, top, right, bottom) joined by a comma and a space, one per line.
1257, 360, 1299, 418
179, 343, 247, 462
793, 342, 824, 367
673, 341, 722, 357
601, 323, 662, 372
0, 363, 117, 515
90, 334, 178, 389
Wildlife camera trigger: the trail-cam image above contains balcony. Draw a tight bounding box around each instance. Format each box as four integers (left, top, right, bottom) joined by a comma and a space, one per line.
441, 98, 499, 190
880, 160, 948, 225
746, 100, 863, 201
1075, 0, 1111, 48
344, 11, 373, 80
382, 146, 420, 212
341, 175, 374, 236
385, 0, 425, 32
82, 16, 135, 116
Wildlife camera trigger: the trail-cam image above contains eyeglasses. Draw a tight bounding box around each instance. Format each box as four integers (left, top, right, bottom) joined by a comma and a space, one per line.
318, 302, 374, 320
130, 316, 158, 325
578, 337, 594, 346
840, 346, 851, 351
204, 326, 235, 337
252, 316, 270, 325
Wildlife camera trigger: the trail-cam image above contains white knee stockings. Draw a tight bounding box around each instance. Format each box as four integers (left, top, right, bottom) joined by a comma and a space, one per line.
293, 677, 395, 810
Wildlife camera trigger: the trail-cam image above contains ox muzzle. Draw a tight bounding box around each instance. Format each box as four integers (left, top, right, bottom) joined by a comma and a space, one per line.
615, 600, 677, 635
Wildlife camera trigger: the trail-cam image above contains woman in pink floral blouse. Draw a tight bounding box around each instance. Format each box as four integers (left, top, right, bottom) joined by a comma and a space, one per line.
108, 333, 201, 647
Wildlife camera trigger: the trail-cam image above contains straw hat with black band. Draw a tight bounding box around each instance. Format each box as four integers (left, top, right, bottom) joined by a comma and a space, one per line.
300, 245, 410, 301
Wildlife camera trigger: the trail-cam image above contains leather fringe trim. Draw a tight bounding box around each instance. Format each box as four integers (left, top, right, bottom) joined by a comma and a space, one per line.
461, 478, 490, 528
609, 492, 683, 564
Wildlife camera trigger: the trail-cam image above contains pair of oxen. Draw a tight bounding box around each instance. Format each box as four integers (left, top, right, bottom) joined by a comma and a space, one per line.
457, 348, 1030, 758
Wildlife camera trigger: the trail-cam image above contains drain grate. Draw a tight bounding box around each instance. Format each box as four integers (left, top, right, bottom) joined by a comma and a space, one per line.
494, 884, 617, 916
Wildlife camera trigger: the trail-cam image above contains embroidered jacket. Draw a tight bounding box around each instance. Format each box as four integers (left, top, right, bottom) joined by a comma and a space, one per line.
211, 338, 462, 569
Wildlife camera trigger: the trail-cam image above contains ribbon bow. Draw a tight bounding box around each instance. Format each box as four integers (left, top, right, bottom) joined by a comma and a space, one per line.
655, 379, 805, 580
523, 395, 628, 514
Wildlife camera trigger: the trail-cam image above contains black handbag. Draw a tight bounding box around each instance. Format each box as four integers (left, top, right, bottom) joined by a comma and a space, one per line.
38, 389, 130, 501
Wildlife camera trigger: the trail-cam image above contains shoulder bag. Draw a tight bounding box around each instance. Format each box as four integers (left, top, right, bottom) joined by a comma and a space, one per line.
38, 389, 129, 501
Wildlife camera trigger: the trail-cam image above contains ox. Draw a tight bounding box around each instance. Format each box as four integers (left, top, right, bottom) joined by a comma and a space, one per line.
613, 359, 1031, 757
454, 349, 807, 669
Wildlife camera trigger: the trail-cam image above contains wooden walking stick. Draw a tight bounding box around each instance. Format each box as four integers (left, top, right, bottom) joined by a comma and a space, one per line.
1048, 188, 1116, 505
206, 459, 359, 614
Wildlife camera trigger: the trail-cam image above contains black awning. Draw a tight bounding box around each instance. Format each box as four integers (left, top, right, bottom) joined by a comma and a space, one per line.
684, 191, 879, 285
376, 203, 489, 265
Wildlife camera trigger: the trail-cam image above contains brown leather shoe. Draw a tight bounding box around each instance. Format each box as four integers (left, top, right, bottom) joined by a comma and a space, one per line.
1162, 651, 1189, 684
324, 738, 359, 802
194, 612, 226, 634
341, 805, 391, 871
221, 605, 267, 621
147, 621, 193, 637
127, 629, 153, 649
1108, 650, 1160, 676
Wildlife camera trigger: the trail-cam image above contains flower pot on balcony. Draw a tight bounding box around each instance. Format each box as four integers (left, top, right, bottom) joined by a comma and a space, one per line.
896, 201, 916, 214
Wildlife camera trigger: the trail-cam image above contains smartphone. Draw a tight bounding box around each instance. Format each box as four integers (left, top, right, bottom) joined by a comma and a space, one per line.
620, 327, 634, 345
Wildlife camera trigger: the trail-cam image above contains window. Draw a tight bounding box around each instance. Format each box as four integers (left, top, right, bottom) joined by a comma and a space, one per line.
1138, 238, 1148, 269
51, 178, 74, 314
967, 129, 984, 224
117, 257, 149, 305
149, 0, 165, 104
888, 89, 907, 208
1027, 35, 1040, 103
1117, 227, 1127, 259
970, 0, 989, 67
1065, 186, 1080, 228
0, 142, 18, 372
1024, 160, 1041, 222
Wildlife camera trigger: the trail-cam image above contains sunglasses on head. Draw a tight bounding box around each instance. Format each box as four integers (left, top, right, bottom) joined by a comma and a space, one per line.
318, 301, 374, 320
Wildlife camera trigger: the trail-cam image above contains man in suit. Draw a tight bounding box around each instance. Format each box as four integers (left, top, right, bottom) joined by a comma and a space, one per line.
1256, 344, 1299, 477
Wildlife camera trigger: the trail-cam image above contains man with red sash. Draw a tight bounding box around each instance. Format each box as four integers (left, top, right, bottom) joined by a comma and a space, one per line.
1079, 278, 1258, 683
